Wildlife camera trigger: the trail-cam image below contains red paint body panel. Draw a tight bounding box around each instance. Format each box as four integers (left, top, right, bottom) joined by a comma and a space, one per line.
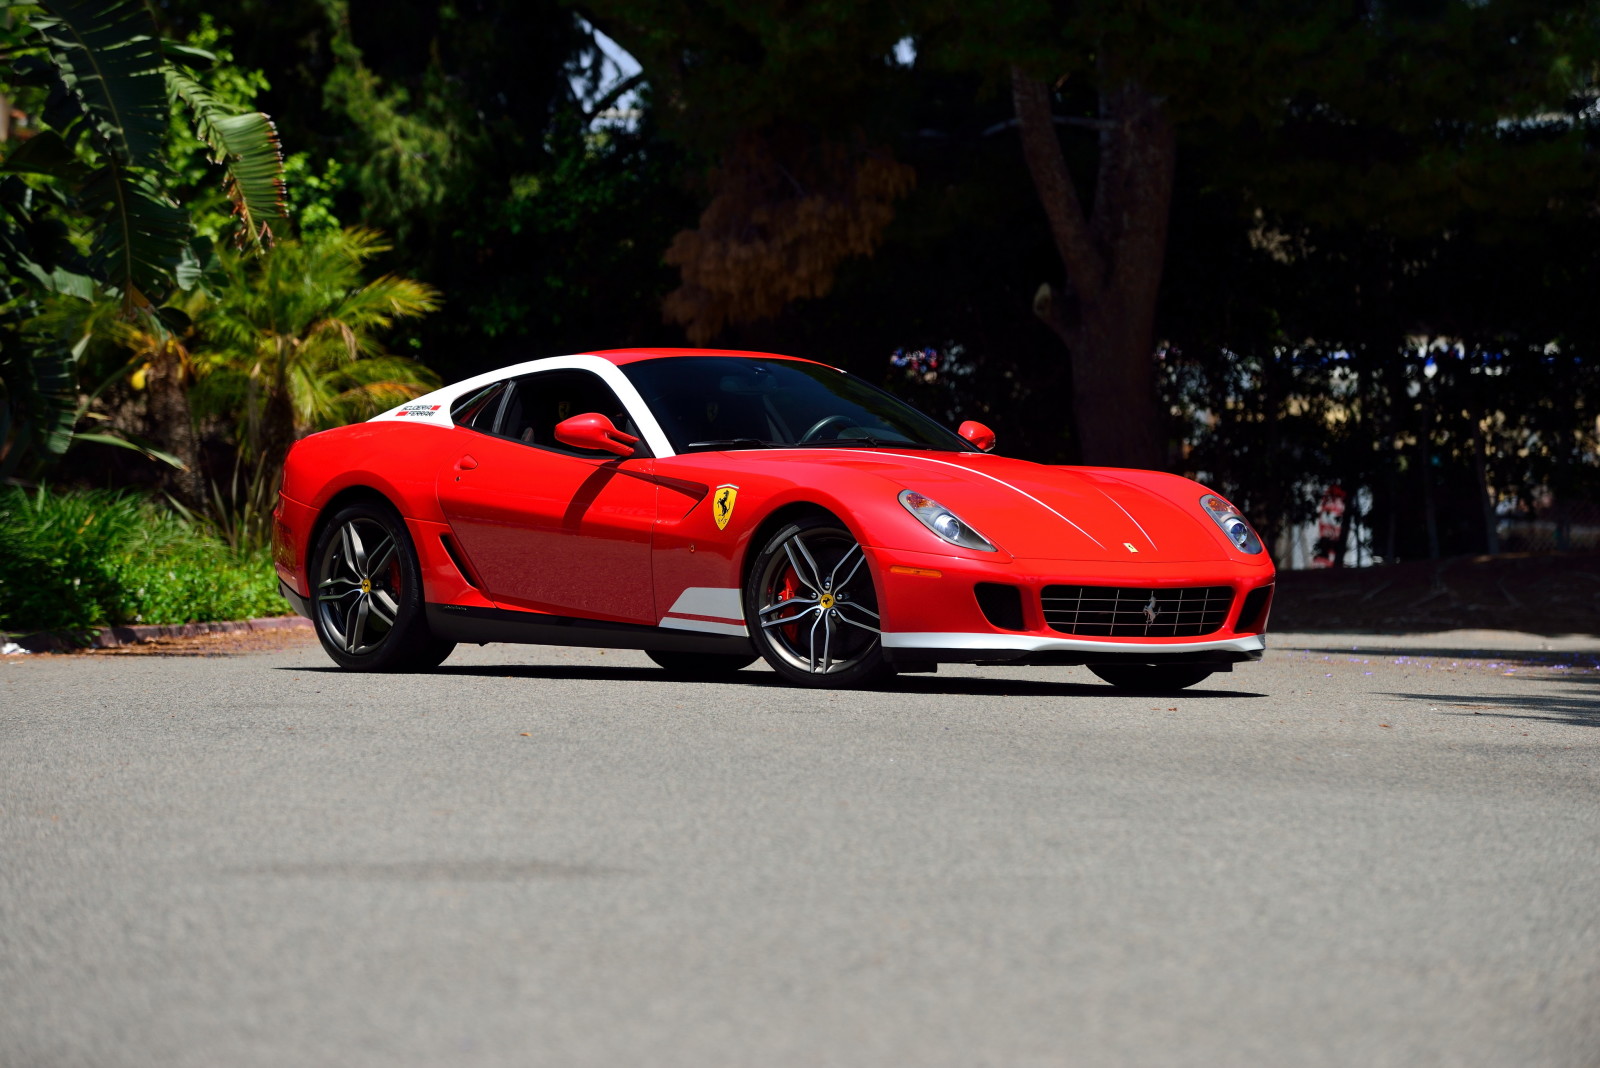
436, 433, 657, 622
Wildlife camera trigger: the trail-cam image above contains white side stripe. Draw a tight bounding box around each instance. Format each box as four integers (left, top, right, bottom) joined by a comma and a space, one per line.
659, 617, 749, 637
660, 586, 748, 636
666, 587, 743, 620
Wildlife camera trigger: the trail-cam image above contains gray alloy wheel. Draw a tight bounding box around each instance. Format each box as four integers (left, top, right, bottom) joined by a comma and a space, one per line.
1088, 664, 1215, 693
310, 500, 454, 672
746, 517, 891, 688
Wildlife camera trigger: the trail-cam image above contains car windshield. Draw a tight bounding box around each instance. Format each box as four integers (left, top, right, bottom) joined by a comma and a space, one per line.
620, 356, 976, 454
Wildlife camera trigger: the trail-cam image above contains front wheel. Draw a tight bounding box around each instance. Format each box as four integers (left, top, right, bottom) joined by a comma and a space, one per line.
1089, 664, 1215, 694
745, 517, 892, 688
310, 499, 455, 672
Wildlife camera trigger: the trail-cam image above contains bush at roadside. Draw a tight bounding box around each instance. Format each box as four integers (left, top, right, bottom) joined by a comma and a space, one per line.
0, 486, 288, 634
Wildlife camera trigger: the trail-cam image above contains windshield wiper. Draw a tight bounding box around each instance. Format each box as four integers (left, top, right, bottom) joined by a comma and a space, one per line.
683, 438, 775, 451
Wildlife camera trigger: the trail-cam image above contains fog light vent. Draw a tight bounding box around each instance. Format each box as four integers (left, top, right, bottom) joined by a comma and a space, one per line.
975, 582, 1026, 631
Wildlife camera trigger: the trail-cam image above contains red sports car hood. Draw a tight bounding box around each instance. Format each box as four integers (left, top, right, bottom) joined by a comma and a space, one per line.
808, 449, 1239, 563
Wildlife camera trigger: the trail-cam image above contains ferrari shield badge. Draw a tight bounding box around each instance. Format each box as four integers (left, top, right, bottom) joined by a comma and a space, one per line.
713, 484, 739, 530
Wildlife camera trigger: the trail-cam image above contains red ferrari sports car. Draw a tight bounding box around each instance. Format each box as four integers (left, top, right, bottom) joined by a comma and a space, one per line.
273, 348, 1274, 691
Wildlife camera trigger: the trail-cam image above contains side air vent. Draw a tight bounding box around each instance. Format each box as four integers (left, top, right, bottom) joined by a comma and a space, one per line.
439, 534, 481, 589
975, 582, 1026, 631
1236, 584, 1274, 633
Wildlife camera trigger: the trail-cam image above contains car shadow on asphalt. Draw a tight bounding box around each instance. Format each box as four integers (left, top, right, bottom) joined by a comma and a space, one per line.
1384, 678, 1600, 729
888, 675, 1267, 699
1293, 644, 1600, 670
283, 662, 1266, 699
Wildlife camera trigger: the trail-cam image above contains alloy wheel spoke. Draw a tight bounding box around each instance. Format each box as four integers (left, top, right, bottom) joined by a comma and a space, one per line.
340, 522, 368, 576
365, 535, 397, 579
762, 603, 820, 630
820, 612, 835, 673
785, 536, 825, 594
369, 588, 399, 625
760, 595, 817, 617
347, 597, 371, 653
316, 577, 362, 603
806, 611, 825, 672
829, 544, 865, 591
835, 606, 880, 634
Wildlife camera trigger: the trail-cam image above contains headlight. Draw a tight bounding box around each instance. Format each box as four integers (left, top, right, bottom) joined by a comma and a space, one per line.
898, 490, 996, 551
1200, 493, 1264, 554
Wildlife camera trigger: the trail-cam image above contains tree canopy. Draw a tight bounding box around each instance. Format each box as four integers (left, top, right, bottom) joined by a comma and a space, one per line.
3, 0, 1598, 562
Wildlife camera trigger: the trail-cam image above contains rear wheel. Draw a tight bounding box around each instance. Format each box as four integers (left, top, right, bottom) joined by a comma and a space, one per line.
746, 517, 891, 688
310, 500, 455, 672
1089, 664, 1215, 694
646, 650, 758, 678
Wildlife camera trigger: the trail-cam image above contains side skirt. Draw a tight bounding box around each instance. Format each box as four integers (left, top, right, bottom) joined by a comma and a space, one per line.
426, 604, 756, 656
280, 580, 311, 620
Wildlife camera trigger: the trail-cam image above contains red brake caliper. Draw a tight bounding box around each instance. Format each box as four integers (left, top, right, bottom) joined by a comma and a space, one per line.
777, 566, 803, 643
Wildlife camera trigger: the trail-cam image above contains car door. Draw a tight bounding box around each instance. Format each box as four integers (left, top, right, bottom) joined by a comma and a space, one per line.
436, 368, 658, 624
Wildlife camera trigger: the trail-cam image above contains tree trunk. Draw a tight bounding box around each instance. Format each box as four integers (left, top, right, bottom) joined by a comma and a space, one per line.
143, 343, 205, 507
1012, 66, 1175, 470
1472, 418, 1499, 554
258, 336, 298, 476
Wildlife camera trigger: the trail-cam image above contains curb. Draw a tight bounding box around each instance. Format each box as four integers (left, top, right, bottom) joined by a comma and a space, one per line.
4, 615, 312, 654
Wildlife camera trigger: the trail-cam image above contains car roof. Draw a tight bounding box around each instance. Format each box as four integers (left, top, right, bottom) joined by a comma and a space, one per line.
580, 348, 834, 370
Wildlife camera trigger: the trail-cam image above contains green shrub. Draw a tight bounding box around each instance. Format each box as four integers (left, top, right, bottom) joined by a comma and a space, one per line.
0, 486, 288, 634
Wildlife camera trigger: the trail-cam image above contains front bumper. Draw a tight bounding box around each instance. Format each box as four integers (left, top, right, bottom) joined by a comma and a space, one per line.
881, 630, 1265, 666
865, 545, 1273, 666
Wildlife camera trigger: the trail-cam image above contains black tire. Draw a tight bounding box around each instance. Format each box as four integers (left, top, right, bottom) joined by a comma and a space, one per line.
309, 499, 455, 672
745, 516, 892, 688
1088, 664, 1215, 694
645, 650, 758, 678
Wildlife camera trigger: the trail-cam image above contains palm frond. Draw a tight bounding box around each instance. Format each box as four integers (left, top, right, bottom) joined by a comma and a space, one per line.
331, 380, 433, 423
338, 274, 443, 329
166, 69, 287, 252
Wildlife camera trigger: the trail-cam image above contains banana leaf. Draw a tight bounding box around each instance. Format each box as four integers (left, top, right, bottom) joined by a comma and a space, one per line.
167, 70, 286, 251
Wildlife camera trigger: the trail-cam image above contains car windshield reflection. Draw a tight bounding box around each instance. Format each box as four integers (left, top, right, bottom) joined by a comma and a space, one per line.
622, 355, 974, 454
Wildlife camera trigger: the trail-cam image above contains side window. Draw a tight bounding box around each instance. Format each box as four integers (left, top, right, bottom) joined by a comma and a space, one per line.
450, 381, 508, 431
496, 369, 644, 457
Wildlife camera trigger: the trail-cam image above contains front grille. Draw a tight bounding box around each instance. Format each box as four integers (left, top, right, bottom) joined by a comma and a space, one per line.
1041, 585, 1234, 637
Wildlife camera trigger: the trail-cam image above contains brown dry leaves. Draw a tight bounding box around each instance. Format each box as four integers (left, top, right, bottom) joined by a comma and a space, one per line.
664, 129, 915, 342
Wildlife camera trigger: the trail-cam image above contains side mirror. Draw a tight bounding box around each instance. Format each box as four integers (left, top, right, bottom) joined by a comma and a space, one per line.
958, 420, 996, 452
554, 413, 640, 457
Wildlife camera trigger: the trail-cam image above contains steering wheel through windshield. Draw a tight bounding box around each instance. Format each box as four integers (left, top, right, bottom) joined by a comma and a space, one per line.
799, 414, 860, 443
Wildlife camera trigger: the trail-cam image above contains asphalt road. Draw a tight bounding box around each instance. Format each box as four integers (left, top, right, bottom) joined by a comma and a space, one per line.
4, 629, 1599, 1068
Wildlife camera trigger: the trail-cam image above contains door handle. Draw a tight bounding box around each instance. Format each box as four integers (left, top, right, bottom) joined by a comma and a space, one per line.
455, 455, 479, 471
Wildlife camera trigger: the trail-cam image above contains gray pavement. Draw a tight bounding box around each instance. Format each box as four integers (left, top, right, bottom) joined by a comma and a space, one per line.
3, 629, 1598, 1067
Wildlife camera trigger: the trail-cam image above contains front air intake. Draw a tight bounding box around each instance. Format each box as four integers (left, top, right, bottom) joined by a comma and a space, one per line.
1041, 585, 1233, 637
975, 582, 1026, 631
